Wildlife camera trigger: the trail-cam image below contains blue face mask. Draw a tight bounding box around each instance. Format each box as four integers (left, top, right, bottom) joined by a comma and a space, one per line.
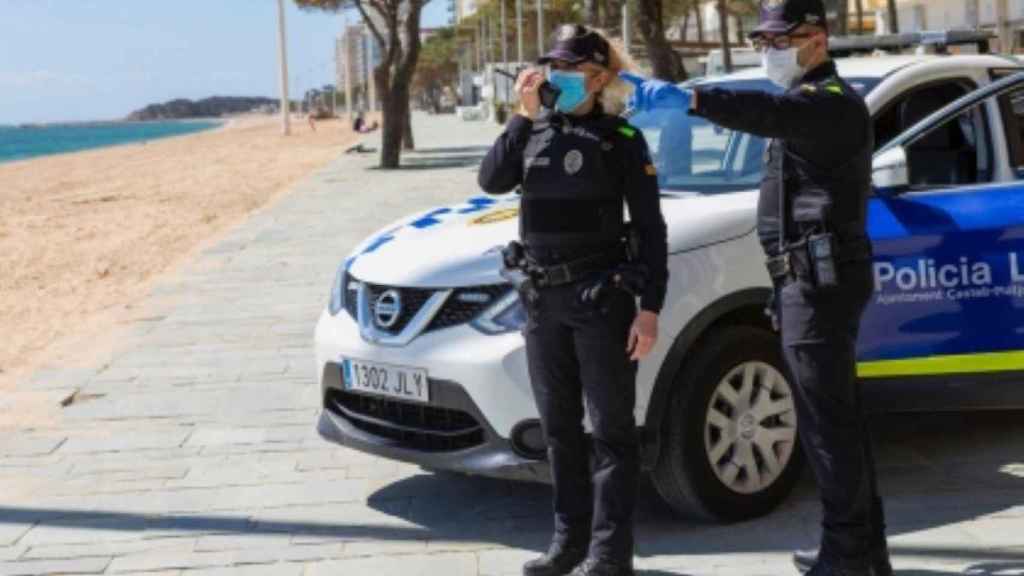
548, 70, 589, 113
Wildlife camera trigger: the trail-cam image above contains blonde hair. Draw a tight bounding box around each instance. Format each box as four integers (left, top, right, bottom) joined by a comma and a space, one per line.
592, 29, 638, 116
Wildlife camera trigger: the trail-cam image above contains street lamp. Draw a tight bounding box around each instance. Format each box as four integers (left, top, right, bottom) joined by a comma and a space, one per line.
276, 0, 291, 135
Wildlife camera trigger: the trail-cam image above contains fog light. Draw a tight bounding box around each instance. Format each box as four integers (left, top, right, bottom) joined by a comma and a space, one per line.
511, 419, 547, 460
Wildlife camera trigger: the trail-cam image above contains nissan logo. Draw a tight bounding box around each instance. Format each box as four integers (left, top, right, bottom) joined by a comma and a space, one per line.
374, 289, 402, 329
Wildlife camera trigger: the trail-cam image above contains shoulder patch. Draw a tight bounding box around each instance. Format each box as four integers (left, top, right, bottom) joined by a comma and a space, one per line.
617, 126, 637, 139
800, 84, 817, 93
644, 163, 657, 176
819, 79, 843, 95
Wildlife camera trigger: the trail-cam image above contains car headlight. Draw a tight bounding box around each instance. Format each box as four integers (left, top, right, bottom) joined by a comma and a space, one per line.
471, 288, 526, 334
328, 265, 347, 316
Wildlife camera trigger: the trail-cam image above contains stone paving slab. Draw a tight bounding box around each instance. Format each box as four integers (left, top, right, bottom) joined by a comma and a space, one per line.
2, 114, 1024, 574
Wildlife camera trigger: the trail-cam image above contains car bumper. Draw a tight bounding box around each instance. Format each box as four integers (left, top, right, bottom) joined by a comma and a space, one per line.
315, 308, 548, 482
316, 395, 549, 484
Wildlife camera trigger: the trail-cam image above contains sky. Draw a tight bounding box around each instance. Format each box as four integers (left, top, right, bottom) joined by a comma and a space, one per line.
0, 0, 452, 124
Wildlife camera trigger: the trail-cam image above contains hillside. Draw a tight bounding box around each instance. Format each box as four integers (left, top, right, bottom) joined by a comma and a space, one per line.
125, 96, 278, 121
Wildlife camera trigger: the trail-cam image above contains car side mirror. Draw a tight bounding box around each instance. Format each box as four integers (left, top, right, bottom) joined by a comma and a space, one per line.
872, 145, 910, 196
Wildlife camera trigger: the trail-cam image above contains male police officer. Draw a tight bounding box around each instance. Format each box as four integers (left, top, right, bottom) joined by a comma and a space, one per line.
479, 25, 668, 576
625, 1, 890, 575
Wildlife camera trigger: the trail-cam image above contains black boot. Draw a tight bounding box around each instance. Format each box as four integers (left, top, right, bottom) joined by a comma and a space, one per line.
568, 557, 634, 576
793, 546, 892, 576
523, 542, 588, 576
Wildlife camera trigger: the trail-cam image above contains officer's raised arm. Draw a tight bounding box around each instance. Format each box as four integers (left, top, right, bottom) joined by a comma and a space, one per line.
691, 81, 863, 143
478, 69, 545, 194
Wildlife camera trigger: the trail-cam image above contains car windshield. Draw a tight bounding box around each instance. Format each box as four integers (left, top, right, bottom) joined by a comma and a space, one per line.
630, 77, 879, 195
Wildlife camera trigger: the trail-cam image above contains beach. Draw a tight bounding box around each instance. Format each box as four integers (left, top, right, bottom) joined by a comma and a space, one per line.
0, 115, 367, 391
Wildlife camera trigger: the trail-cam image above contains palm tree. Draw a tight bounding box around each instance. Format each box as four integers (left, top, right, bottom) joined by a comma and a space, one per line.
886, 0, 899, 33
637, 0, 687, 80
295, 0, 428, 168
716, 0, 732, 73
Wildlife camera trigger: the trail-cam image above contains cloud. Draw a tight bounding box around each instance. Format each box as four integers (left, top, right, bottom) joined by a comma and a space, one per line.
0, 70, 94, 89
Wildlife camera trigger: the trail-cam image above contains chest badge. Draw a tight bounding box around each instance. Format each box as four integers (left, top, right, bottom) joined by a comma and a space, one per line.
564, 149, 584, 175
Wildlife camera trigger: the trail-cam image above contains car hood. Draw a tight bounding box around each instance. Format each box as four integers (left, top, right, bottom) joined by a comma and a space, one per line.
346, 191, 757, 287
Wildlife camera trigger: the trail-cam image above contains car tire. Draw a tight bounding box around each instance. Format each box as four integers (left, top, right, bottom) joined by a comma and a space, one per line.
651, 325, 803, 521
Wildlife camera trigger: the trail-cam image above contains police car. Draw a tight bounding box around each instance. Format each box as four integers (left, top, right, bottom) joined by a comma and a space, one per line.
315, 34, 1024, 521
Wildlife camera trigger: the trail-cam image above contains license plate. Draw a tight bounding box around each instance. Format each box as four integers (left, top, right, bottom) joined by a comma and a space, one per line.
341, 359, 429, 404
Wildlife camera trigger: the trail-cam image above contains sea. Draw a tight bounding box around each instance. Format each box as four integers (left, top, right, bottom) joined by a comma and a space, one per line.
0, 120, 222, 164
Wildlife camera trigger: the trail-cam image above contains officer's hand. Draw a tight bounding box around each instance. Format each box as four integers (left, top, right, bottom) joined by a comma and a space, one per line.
627, 310, 658, 361
515, 68, 544, 120
620, 72, 692, 113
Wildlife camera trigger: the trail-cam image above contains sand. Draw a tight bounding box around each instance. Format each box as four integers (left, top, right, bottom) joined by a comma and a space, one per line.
0, 115, 368, 392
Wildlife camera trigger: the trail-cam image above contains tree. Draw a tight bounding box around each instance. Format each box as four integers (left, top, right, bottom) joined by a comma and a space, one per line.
823, 0, 848, 35
296, 0, 427, 168
600, 0, 623, 33
854, 0, 864, 34
636, 0, 687, 81
583, 0, 599, 25
414, 27, 459, 112
716, 0, 732, 74
886, 0, 898, 33
693, 0, 705, 43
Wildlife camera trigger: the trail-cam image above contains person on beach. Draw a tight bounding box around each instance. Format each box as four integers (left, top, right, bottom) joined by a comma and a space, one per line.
478, 24, 668, 576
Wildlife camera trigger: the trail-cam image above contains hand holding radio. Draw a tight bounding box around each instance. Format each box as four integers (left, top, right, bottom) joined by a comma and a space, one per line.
496, 68, 562, 118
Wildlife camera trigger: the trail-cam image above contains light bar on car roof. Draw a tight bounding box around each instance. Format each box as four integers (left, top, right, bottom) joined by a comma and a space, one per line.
828, 29, 996, 57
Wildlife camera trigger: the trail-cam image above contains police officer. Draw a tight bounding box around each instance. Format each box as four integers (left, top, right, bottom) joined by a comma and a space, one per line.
478, 24, 668, 576
625, 1, 889, 575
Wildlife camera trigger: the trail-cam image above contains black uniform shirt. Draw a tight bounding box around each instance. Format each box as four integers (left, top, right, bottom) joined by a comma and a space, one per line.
478, 107, 669, 313
691, 60, 872, 256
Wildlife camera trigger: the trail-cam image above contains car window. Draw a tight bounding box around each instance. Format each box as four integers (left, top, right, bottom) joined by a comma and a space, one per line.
902, 102, 992, 188
873, 80, 973, 151
997, 87, 1024, 178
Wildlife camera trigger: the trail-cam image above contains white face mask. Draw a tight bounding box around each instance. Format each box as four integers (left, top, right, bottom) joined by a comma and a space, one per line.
763, 47, 805, 89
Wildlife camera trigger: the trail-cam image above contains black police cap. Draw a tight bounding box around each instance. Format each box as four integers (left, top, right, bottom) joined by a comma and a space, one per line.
749, 0, 827, 38
538, 24, 611, 67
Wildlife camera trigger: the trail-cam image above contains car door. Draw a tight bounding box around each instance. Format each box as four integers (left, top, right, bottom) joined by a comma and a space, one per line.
857, 72, 1024, 410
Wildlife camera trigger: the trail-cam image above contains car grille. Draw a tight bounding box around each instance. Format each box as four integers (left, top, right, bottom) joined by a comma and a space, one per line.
426, 284, 512, 332
326, 389, 485, 452
345, 282, 434, 334
344, 276, 512, 334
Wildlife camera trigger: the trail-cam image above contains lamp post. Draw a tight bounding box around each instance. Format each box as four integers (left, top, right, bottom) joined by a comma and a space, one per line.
516, 0, 523, 64
276, 0, 291, 135
536, 0, 544, 58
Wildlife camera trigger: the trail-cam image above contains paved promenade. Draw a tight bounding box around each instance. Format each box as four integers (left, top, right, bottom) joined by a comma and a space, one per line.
2, 113, 1024, 575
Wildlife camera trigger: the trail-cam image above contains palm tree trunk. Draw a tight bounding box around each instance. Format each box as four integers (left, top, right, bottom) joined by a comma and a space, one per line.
887, 0, 899, 33
836, 0, 848, 35
855, 0, 864, 34
717, 0, 732, 73
584, 0, 598, 25
636, 0, 686, 81
695, 1, 705, 44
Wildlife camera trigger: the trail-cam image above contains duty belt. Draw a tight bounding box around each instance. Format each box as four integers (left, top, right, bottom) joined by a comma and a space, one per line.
766, 237, 873, 282
528, 249, 624, 287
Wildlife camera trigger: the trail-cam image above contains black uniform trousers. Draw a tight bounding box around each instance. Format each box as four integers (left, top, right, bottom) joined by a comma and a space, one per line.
776, 260, 886, 566
522, 278, 639, 564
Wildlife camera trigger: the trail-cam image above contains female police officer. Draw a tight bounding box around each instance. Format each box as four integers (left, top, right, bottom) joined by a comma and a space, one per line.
478, 24, 668, 576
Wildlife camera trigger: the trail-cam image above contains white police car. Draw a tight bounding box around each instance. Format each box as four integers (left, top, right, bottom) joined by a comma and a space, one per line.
316, 40, 1024, 521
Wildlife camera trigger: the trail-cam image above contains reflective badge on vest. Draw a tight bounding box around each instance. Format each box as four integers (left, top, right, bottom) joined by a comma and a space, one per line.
564, 149, 584, 175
